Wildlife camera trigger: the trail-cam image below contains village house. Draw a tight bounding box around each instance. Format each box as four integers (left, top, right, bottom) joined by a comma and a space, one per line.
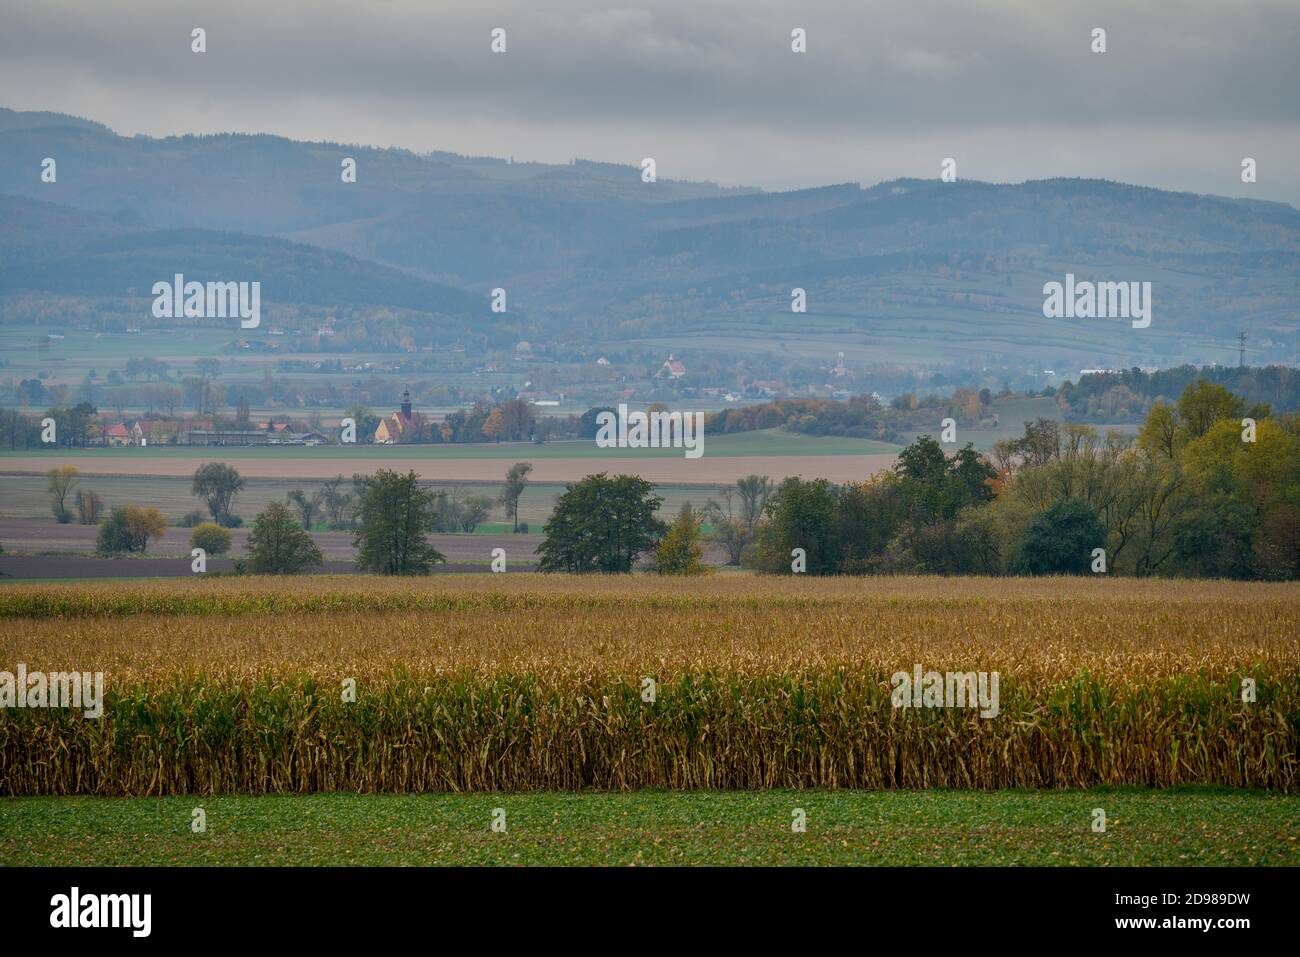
104, 423, 131, 447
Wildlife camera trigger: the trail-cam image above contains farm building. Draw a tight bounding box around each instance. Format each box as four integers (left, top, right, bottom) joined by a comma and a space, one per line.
103, 423, 131, 447
181, 429, 273, 446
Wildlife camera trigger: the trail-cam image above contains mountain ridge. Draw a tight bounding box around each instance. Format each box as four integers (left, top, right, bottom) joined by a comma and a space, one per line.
3, 106, 1298, 369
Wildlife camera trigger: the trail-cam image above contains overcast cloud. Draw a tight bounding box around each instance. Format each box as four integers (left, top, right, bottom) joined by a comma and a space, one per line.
2, 0, 1297, 203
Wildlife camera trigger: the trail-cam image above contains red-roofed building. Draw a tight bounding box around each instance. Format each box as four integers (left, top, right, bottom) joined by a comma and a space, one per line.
104, 423, 131, 447
657, 354, 686, 379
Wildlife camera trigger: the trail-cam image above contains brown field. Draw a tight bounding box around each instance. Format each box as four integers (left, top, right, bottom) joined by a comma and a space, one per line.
0, 452, 897, 484
1, 574, 1296, 795
0, 474, 723, 530
0, 516, 539, 563
0, 518, 738, 578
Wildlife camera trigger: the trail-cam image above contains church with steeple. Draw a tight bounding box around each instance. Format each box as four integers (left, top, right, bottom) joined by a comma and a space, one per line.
374, 388, 416, 444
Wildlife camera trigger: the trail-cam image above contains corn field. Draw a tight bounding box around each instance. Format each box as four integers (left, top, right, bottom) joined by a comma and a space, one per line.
1, 575, 1296, 794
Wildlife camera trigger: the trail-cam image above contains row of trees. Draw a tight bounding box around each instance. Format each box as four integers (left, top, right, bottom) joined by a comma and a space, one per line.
702, 390, 994, 441
1057, 364, 1300, 422
281, 478, 496, 534
92, 471, 445, 575
205, 471, 458, 576
43, 457, 535, 552
529, 380, 1299, 581
741, 382, 1300, 579
200, 470, 509, 575
33, 378, 1300, 581
277, 467, 530, 535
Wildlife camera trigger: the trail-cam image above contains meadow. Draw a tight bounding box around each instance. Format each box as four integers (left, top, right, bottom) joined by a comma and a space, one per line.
3, 788, 1296, 866
0, 428, 896, 460
1, 575, 1295, 796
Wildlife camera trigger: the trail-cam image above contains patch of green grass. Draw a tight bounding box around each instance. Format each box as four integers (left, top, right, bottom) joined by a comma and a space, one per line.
0, 429, 896, 461
2, 789, 1294, 866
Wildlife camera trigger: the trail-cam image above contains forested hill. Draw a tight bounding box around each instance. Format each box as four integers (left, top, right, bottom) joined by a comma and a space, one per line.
3, 107, 1298, 367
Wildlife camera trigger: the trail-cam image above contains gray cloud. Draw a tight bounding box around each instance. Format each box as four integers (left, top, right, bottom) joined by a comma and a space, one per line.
1, 0, 1297, 201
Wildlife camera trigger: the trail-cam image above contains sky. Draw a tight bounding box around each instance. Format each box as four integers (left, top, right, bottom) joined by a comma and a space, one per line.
2, 0, 1298, 204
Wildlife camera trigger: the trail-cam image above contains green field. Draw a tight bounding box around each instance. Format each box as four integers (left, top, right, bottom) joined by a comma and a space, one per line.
0, 475, 720, 527
1, 788, 1293, 866
0, 327, 236, 371
0, 428, 898, 461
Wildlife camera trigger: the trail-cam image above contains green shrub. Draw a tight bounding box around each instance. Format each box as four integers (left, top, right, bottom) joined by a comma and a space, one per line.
96, 506, 167, 555
190, 522, 233, 556
247, 502, 323, 574
1011, 499, 1107, 575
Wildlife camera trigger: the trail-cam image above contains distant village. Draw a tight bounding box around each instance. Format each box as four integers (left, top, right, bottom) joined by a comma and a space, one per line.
105, 418, 329, 448
21, 353, 762, 448
11, 340, 1251, 453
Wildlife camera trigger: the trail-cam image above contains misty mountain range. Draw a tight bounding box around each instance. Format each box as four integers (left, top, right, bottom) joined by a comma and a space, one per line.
2, 107, 1298, 371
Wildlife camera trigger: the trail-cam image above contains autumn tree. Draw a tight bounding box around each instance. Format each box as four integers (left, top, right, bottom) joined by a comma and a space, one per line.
96, 505, 167, 554
46, 465, 79, 523
482, 407, 504, 442
190, 522, 233, 556
75, 489, 103, 525
192, 462, 245, 526
654, 502, 707, 575
499, 462, 533, 533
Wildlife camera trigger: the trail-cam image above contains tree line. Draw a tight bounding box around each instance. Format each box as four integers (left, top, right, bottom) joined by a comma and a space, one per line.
538, 380, 1300, 580
44, 458, 535, 574
740, 381, 1299, 579
22, 378, 1300, 581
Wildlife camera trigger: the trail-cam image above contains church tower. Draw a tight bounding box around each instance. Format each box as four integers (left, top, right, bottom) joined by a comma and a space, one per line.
401, 388, 412, 420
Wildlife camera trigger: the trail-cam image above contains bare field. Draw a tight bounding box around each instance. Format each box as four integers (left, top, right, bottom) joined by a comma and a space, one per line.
0, 516, 549, 579
0, 555, 361, 579
0, 518, 741, 578
0, 473, 720, 528
0, 516, 538, 563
